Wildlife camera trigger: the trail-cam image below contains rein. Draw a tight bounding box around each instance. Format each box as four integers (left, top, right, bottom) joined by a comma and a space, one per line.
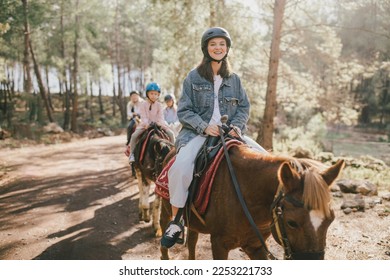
218, 125, 277, 260
219, 121, 325, 260
270, 185, 293, 259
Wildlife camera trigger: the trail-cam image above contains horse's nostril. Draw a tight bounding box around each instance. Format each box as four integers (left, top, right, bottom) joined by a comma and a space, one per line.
291, 251, 325, 260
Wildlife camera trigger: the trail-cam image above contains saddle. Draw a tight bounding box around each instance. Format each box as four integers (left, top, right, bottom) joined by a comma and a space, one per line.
155, 136, 243, 215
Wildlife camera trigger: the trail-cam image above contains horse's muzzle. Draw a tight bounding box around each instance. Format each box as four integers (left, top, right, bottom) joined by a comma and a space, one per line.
290, 251, 325, 260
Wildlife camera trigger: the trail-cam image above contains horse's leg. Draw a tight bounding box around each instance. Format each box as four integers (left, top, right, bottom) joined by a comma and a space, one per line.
136, 169, 150, 222
160, 199, 171, 260
136, 182, 143, 221
141, 183, 151, 223
131, 163, 137, 178
187, 229, 199, 260
210, 235, 229, 260
241, 244, 269, 260
152, 193, 162, 237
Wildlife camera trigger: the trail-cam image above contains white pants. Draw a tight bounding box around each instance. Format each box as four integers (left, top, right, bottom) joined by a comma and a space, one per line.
167, 134, 267, 208
168, 135, 207, 208
243, 135, 268, 154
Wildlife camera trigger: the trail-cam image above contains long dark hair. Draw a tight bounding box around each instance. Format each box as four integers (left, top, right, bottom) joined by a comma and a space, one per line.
196, 57, 233, 83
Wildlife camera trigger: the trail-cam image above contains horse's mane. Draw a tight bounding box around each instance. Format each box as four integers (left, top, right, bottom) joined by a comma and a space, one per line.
135, 126, 173, 161
291, 158, 332, 218
149, 135, 173, 155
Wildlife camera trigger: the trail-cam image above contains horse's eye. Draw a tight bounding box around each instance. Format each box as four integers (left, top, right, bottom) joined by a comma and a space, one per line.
286, 220, 299, 229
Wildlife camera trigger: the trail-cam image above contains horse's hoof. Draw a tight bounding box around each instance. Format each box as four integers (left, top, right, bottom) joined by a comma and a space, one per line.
143, 209, 150, 222
154, 227, 162, 237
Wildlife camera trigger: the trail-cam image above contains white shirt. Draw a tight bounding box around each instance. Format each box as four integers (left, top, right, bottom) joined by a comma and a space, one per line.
209, 75, 222, 125
126, 98, 144, 119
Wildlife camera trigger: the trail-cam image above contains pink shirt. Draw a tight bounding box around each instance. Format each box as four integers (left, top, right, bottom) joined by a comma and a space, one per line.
139, 100, 165, 128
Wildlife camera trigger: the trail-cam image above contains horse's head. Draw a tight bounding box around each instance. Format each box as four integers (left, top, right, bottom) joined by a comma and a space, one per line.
134, 126, 174, 182
271, 159, 345, 260
151, 135, 174, 175
144, 133, 174, 180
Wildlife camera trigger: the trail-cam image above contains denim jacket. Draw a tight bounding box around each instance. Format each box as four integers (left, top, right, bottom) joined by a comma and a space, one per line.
175, 68, 250, 150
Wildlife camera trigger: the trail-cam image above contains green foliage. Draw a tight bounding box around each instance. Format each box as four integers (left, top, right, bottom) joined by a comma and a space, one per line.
0, 22, 10, 34
0, 0, 389, 136
273, 113, 328, 156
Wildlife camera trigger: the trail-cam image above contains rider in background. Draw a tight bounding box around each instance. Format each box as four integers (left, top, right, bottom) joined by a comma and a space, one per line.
161, 27, 266, 248
163, 94, 181, 136
126, 90, 144, 146
128, 82, 175, 163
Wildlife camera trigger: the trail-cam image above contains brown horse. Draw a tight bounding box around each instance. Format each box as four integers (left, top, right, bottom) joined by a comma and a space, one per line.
159, 144, 344, 260
132, 124, 174, 236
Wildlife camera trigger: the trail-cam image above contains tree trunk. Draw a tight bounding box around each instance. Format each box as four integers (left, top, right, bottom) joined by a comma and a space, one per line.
116, 65, 127, 125
111, 62, 116, 117
84, 82, 88, 109
209, 0, 216, 26
58, 77, 62, 96
63, 66, 71, 130
28, 38, 54, 122
98, 79, 104, 115
256, 0, 286, 151
1, 81, 7, 116
89, 76, 94, 121
127, 63, 132, 92
114, 2, 127, 125
45, 65, 54, 111
71, 0, 80, 133
21, 0, 33, 94
6, 81, 14, 128
1, 80, 14, 128
60, 1, 70, 129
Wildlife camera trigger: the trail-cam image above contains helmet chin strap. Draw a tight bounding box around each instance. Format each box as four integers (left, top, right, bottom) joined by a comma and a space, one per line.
206, 53, 228, 64
206, 47, 229, 64
146, 93, 158, 105
147, 96, 156, 111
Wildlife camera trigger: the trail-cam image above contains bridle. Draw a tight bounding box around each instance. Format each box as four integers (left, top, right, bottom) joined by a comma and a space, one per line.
270, 185, 294, 259
144, 124, 174, 179
219, 120, 325, 260
270, 185, 325, 260
153, 138, 174, 179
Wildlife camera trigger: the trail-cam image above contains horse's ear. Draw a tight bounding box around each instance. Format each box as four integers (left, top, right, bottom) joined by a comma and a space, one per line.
321, 159, 345, 187
278, 162, 301, 192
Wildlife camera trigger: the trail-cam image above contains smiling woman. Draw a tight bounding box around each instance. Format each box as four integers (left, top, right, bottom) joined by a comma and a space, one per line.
160, 27, 267, 249
207, 38, 228, 62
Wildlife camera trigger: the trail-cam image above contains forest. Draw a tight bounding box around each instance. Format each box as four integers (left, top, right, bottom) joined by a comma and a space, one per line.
1, 0, 390, 263
0, 0, 389, 152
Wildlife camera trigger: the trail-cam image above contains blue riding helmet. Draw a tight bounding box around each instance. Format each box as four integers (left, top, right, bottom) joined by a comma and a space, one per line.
145, 82, 161, 93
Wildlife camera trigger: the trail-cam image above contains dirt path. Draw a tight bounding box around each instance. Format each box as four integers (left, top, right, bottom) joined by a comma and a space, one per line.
0, 135, 389, 260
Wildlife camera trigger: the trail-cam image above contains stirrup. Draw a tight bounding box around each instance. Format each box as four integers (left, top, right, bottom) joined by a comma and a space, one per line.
161, 221, 184, 248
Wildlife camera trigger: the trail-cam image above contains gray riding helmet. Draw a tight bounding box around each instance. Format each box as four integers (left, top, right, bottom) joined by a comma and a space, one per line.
201, 27, 232, 62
